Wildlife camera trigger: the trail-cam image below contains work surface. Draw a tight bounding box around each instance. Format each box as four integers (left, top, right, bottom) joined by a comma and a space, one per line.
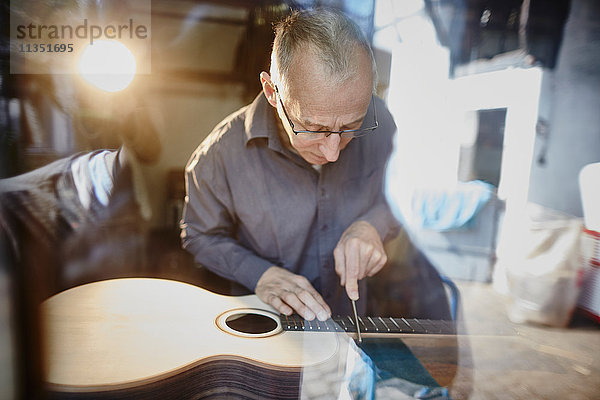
410, 281, 600, 400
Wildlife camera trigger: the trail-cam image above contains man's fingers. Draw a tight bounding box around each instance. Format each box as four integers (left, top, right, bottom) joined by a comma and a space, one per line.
266, 293, 294, 316
334, 246, 346, 287
333, 220, 388, 300
295, 278, 332, 317
345, 278, 359, 301
358, 242, 375, 280
362, 244, 385, 278
280, 290, 318, 320
295, 287, 331, 321
345, 241, 360, 300
255, 267, 334, 321
264, 288, 330, 321
368, 252, 387, 277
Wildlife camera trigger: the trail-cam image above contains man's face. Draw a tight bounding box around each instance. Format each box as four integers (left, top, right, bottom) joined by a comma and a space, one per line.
277, 47, 374, 165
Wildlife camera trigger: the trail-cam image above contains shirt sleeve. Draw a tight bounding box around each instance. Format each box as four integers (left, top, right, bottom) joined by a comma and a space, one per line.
357, 101, 402, 244
180, 146, 273, 291
357, 170, 402, 243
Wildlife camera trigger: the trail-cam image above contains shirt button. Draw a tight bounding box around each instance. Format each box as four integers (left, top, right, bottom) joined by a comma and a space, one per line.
320, 188, 327, 198
321, 224, 328, 231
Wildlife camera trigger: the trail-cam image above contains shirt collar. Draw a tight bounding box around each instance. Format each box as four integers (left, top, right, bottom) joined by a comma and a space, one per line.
244, 93, 280, 146
243, 93, 305, 163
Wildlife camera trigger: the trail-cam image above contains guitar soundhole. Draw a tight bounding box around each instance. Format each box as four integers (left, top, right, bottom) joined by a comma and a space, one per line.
225, 313, 278, 334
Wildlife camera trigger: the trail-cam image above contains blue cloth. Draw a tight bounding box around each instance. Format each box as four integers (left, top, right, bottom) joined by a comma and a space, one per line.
411, 180, 494, 231
343, 338, 452, 399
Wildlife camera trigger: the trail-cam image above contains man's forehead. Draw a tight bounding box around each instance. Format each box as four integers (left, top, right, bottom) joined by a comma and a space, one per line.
287, 75, 372, 114
286, 44, 373, 91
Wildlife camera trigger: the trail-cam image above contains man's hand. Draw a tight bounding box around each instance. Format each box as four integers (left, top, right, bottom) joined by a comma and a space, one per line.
255, 266, 331, 321
334, 220, 387, 301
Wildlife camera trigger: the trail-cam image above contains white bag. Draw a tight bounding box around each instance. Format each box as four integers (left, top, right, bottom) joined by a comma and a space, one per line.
496, 204, 585, 327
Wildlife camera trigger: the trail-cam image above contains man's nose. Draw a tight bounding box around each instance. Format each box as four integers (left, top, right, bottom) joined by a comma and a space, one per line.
318, 134, 341, 162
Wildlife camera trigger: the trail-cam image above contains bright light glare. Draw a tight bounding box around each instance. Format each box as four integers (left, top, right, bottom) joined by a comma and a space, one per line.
78, 40, 136, 92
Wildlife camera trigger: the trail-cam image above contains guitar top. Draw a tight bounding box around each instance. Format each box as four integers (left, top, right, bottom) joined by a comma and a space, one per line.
42, 278, 343, 391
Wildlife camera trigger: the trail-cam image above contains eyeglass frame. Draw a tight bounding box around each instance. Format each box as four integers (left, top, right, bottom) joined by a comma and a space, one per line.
274, 85, 378, 139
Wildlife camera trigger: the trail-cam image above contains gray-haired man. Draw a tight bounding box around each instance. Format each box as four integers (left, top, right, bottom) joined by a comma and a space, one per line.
182, 8, 400, 320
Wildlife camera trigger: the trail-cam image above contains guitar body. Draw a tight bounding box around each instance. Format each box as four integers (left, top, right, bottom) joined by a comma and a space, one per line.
42, 278, 347, 399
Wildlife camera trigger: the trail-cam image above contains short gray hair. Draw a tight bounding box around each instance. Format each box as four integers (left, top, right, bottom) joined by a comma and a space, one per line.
270, 8, 377, 96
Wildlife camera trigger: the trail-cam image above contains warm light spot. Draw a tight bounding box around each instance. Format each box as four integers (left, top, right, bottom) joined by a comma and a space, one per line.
78, 40, 136, 92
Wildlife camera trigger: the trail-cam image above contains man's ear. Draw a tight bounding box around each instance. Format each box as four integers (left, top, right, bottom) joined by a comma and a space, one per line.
260, 71, 278, 108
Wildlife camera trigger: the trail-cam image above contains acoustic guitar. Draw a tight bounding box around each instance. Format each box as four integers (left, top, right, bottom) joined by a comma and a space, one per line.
42, 278, 455, 399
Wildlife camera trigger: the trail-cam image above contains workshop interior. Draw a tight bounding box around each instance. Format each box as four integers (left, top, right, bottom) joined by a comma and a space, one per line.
1, 0, 599, 399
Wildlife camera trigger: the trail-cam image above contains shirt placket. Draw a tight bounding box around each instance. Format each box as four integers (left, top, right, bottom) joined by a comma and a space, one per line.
316, 168, 336, 305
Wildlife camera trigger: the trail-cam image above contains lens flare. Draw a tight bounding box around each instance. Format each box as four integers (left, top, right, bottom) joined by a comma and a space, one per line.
78, 40, 136, 92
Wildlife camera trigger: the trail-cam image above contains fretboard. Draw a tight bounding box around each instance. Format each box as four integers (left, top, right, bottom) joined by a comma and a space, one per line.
280, 314, 457, 335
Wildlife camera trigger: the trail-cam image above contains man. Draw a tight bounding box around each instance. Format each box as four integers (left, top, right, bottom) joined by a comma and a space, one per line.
181, 8, 400, 320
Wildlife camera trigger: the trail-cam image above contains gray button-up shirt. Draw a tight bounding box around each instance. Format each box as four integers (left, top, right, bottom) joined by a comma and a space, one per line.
181, 93, 400, 315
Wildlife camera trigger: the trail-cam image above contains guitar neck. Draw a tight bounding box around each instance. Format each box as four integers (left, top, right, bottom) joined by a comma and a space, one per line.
280, 314, 457, 336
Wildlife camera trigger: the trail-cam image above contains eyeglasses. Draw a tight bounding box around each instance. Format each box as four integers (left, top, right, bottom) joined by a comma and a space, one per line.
274, 85, 378, 140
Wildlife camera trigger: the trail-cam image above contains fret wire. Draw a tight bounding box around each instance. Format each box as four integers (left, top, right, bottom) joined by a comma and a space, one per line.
328, 319, 342, 331
357, 317, 367, 331
389, 317, 402, 332
442, 320, 456, 334
418, 319, 434, 333
438, 320, 449, 334
284, 315, 291, 330
339, 319, 348, 331
367, 316, 378, 331
400, 318, 415, 332
307, 320, 313, 330
429, 320, 445, 333
421, 319, 441, 334
332, 316, 341, 329
410, 318, 427, 333
378, 317, 391, 332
